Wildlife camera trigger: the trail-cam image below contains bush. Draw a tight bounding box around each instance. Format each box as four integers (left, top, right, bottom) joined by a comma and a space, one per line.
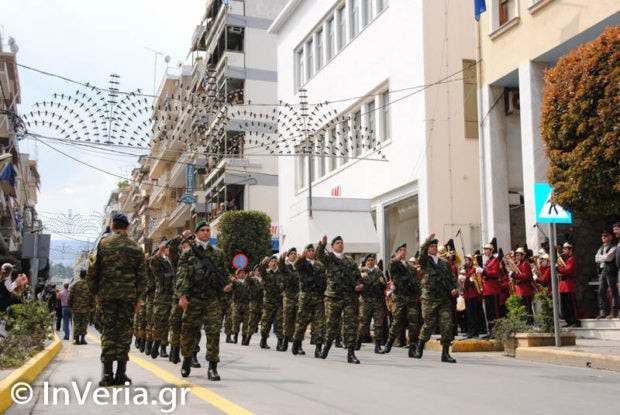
534, 292, 554, 333
492, 295, 529, 344
0, 300, 53, 368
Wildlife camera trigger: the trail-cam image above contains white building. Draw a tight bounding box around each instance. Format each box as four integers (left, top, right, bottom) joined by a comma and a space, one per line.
270, 0, 481, 261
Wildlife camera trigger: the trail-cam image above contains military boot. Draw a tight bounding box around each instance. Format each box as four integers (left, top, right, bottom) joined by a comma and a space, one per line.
138, 338, 146, 353
144, 340, 153, 356
320, 340, 333, 359
355, 337, 362, 351
181, 357, 191, 377
244, 335, 252, 346
150, 341, 160, 359
207, 361, 220, 381
114, 360, 132, 386
281, 336, 289, 352
260, 335, 270, 349
80, 335, 87, 345
335, 337, 343, 348
233, 333, 238, 344
276, 337, 283, 351
415, 340, 426, 359
441, 344, 456, 363
298, 342, 306, 355
226, 334, 234, 343
314, 343, 322, 358
375, 340, 385, 354
99, 361, 114, 387
160, 345, 168, 358
191, 352, 201, 368
171, 347, 180, 364
134, 336, 140, 348
73, 336, 80, 345
396, 333, 406, 347
347, 346, 360, 364
384, 337, 395, 353
291, 340, 301, 355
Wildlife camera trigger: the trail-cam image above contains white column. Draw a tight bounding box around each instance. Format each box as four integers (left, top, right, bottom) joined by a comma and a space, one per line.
519, 61, 548, 250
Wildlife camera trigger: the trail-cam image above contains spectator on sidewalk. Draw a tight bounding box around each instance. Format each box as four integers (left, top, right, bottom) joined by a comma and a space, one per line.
54, 288, 62, 331
0, 263, 27, 313
613, 222, 620, 275
595, 229, 618, 319
58, 282, 72, 340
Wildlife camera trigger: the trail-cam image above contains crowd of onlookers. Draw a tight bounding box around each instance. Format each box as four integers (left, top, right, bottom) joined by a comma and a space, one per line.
595, 222, 620, 318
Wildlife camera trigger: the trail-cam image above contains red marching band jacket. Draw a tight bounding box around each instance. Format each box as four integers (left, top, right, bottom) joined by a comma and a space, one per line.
463, 266, 478, 300
514, 260, 535, 297
539, 265, 551, 295
483, 256, 501, 296
558, 255, 577, 294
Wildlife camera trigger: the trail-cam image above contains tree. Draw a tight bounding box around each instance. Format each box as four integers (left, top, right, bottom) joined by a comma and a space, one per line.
540, 25, 619, 216
217, 210, 273, 274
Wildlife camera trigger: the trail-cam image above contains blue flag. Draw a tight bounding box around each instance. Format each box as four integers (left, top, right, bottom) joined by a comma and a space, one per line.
475, 0, 486, 21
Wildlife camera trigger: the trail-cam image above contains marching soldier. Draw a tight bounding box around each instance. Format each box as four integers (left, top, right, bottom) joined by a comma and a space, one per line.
317, 235, 363, 364
177, 221, 230, 381
358, 253, 387, 354
230, 267, 252, 344
134, 252, 149, 351
150, 240, 174, 359
258, 254, 285, 350
247, 264, 263, 345
168, 233, 194, 364
281, 247, 300, 352
87, 213, 144, 386
558, 242, 580, 326
144, 247, 157, 356
415, 233, 458, 363
68, 269, 93, 345
292, 243, 326, 357
385, 244, 421, 357
222, 280, 234, 343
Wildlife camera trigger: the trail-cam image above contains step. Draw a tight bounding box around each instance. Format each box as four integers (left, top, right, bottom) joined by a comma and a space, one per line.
579, 318, 620, 329
568, 327, 620, 341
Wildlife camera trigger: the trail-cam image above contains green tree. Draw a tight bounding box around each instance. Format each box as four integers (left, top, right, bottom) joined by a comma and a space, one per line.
540, 25, 619, 216
217, 210, 273, 274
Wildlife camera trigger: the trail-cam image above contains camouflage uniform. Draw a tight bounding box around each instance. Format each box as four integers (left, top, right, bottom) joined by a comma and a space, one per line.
176, 242, 226, 363
387, 259, 422, 345
68, 277, 93, 341
358, 266, 387, 342
293, 256, 326, 344
168, 237, 184, 351
133, 257, 150, 341
221, 289, 233, 337
151, 255, 174, 346
418, 239, 458, 346
231, 278, 252, 336
258, 259, 284, 342
87, 232, 144, 363
144, 256, 156, 344
281, 261, 300, 340
248, 274, 263, 334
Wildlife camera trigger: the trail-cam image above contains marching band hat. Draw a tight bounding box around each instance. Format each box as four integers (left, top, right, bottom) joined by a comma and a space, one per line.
112, 213, 129, 225
287, 247, 297, 256
331, 235, 343, 245
540, 253, 550, 260
515, 247, 526, 255
305, 243, 314, 250
194, 220, 209, 233
465, 254, 473, 260
562, 242, 574, 249
394, 242, 406, 252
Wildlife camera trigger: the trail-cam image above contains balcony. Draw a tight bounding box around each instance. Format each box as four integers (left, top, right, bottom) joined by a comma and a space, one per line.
168, 201, 191, 229
150, 171, 170, 208
150, 136, 184, 179
169, 150, 191, 189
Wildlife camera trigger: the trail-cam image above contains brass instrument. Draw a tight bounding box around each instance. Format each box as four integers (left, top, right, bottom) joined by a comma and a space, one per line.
502, 251, 522, 275
528, 255, 545, 294
471, 256, 484, 295
555, 245, 566, 268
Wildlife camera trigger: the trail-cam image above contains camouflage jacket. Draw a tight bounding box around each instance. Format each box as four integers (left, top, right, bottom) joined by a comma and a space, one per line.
167, 236, 182, 270
150, 256, 175, 299
86, 232, 145, 302
258, 260, 285, 300
316, 241, 362, 299
68, 278, 93, 313
281, 262, 300, 298
418, 239, 457, 300
144, 256, 156, 299
360, 266, 387, 300
176, 242, 226, 301
232, 278, 252, 305
249, 275, 264, 302
388, 259, 421, 298
295, 257, 326, 296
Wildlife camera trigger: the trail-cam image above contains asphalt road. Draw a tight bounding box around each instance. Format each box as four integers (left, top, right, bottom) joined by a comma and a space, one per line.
6, 328, 620, 415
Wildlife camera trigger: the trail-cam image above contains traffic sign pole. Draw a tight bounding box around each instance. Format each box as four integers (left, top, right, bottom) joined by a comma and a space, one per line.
549, 223, 562, 347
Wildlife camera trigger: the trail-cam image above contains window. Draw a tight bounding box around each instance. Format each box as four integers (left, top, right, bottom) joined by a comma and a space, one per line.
316, 30, 324, 69
384, 195, 419, 258
382, 91, 390, 141
306, 39, 314, 79
327, 18, 335, 60
295, 49, 304, 89
362, 0, 372, 26
367, 100, 376, 148
337, 6, 347, 51
462, 60, 479, 139
350, 0, 360, 37
499, 0, 515, 25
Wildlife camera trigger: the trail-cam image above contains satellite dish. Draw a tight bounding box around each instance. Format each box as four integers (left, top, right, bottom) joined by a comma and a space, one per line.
164, 55, 171, 64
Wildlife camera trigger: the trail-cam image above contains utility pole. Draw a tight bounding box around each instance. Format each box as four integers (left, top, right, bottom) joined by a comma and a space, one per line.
299, 89, 313, 218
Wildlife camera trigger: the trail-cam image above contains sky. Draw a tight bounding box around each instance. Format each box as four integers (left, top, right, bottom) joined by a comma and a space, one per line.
1, 0, 205, 244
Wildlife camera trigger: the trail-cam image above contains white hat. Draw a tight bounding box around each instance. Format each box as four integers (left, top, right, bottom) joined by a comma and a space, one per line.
1, 263, 13, 270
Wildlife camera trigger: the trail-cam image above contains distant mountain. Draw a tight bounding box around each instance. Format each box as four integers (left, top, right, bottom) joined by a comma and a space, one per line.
49, 239, 94, 266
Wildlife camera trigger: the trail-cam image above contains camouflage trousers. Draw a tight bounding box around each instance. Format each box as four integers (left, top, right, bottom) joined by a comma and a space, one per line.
248, 301, 262, 334
388, 295, 419, 343
72, 311, 89, 337
282, 294, 298, 338
134, 294, 146, 338
181, 297, 223, 363
221, 297, 233, 336
99, 299, 136, 362
232, 302, 250, 336
168, 298, 183, 348
145, 294, 154, 341
419, 298, 454, 346
294, 292, 325, 343
325, 295, 358, 345
153, 296, 172, 345
260, 296, 283, 339
358, 296, 386, 341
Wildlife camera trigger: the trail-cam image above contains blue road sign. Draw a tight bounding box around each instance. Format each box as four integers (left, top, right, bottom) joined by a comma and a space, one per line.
534, 183, 572, 224
232, 253, 248, 269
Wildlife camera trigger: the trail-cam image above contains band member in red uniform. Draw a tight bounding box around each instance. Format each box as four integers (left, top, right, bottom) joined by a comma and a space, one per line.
463, 255, 480, 338
557, 242, 580, 327
512, 247, 535, 324
537, 254, 551, 296
479, 239, 501, 339
498, 260, 509, 317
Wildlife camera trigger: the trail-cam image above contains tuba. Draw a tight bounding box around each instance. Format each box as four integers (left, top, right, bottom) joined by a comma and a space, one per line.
471, 255, 484, 295
528, 255, 545, 294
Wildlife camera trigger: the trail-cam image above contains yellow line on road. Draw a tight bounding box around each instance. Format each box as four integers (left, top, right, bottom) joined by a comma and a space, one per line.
87, 334, 253, 415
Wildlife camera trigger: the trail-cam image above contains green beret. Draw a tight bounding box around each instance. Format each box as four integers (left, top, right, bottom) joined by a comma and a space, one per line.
235, 267, 245, 275
331, 235, 343, 245
151, 247, 159, 256
270, 254, 278, 261
305, 243, 314, 250
287, 247, 297, 256
364, 253, 376, 263
164, 239, 172, 246
194, 220, 208, 233
395, 243, 406, 252
252, 264, 259, 271
429, 238, 439, 245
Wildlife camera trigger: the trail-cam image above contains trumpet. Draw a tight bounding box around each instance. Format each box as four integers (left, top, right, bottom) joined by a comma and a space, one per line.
555, 245, 566, 268
471, 257, 484, 295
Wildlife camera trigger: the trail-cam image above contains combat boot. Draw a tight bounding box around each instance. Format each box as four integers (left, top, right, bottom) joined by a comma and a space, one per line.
99, 361, 114, 387
396, 333, 406, 347
408, 344, 416, 358
384, 337, 395, 353
260, 335, 270, 349
114, 360, 132, 385
73, 336, 80, 345
138, 338, 146, 353
375, 340, 385, 354
314, 343, 322, 358
145, 340, 153, 356
241, 335, 247, 345
181, 357, 191, 377
80, 335, 87, 345
207, 361, 220, 381
320, 340, 333, 359
441, 344, 456, 363
291, 340, 300, 355
355, 337, 362, 351
415, 340, 426, 359
233, 333, 238, 344
171, 347, 180, 364
335, 337, 343, 348
134, 336, 140, 348
190, 352, 201, 368
160, 345, 168, 358
347, 346, 360, 364
226, 334, 234, 343
298, 342, 305, 355
276, 337, 283, 351
150, 341, 160, 359
281, 336, 289, 352
244, 335, 252, 346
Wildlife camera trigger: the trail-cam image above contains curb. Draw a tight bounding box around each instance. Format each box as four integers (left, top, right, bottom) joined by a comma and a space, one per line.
0, 333, 62, 414
515, 347, 620, 372
426, 338, 503, 352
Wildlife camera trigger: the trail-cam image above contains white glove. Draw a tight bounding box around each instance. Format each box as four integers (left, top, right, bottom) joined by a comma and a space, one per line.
533, 275, 539, 282
476, 267, 483, 274
458, 275, 466, 282
509, 271, 515, 279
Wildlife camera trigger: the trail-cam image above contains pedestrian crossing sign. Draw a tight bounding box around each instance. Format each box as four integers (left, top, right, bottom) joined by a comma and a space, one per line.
534, 183, 572, 224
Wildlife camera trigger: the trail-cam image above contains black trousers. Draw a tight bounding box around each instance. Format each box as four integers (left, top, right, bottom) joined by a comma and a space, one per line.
598, 272, 620, 314
465, 298, 479, 336
484, 294, 500, 331
520, 295, 534, 325
561, 292, 580, 325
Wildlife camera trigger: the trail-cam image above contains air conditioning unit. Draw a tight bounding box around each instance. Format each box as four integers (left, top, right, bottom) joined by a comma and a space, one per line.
229, 26, 244, 35
505, 89, 520, 115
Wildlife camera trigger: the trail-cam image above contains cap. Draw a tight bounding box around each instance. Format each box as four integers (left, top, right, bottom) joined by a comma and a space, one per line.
602, 229, 613, 236
151, 247, 159, 256
304, 243, 314, 250
79, 269, 86, 277
195, 220, 209, 233
394, 243, 406, 252
465, 254, 473, 260
112, 213, 129, 225
287, 247, 297, 256
562, 242, 574, 249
